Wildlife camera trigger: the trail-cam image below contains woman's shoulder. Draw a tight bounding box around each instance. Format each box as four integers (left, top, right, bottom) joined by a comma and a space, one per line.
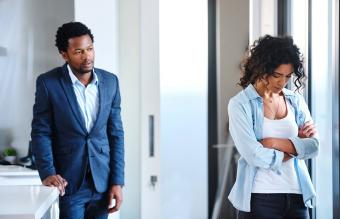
230, 85, 262, 104
229, 89, 250, 105
228, 90, 254, 115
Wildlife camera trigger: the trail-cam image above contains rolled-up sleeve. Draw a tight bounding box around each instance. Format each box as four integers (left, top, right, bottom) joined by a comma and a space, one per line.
289, 136, 319, 159
289, 94, 319, 159
228, 98, 284, 170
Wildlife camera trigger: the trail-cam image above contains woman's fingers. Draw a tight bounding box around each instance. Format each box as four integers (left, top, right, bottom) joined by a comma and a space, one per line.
299, 121, 317, 138
303, 124, 316, 137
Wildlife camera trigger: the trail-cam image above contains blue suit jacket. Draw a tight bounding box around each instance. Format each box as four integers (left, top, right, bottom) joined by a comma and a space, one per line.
31, 64, 124, 195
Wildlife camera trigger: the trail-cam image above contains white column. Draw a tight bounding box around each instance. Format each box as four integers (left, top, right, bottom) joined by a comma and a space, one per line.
119, 0, 142, 218
249, 0, 277, 43
74, 0, 119, 74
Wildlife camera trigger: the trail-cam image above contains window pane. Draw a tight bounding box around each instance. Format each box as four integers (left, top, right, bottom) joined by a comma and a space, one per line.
311, 0, 333, 218
159, 0, 208, 218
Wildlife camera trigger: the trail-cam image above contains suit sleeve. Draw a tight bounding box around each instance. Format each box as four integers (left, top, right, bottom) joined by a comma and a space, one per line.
31, 76, 56, 181
107, 75, 125, 186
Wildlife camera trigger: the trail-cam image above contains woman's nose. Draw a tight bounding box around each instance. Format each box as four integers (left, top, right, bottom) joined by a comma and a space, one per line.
278, 77, 286, 87
281, 75, 288, 82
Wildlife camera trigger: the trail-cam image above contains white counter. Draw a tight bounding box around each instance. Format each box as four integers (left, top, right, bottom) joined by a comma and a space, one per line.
0, 165, 119, 219
0, 185, 59, 219
0, 165, 41, 185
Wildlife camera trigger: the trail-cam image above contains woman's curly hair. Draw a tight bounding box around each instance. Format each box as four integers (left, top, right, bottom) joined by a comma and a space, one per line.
239, 35, 305, 91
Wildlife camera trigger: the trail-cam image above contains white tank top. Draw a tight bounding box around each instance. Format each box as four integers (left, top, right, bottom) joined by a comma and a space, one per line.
252, 101, 301, 194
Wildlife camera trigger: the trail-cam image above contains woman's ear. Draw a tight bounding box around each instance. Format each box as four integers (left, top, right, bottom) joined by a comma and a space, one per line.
261, 74, 270, 86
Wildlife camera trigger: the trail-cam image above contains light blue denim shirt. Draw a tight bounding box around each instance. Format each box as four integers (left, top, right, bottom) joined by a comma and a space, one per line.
228, 84, 319, 212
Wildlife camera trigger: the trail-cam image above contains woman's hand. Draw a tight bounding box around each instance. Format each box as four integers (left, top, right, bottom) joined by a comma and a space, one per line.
260, 138, 274, 149
283, 153, 292, 162
298, 121, 317, 138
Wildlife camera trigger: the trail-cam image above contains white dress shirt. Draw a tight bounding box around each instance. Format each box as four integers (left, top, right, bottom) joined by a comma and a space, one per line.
67, 65, 99, 132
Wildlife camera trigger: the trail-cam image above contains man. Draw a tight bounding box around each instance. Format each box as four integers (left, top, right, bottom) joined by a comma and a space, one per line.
31, 22, 124, 218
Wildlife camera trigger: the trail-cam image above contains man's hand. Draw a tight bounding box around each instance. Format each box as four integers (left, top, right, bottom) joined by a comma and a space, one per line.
42, 175, 68, 196
108, 185, 123, 214
298, 121, 317, 138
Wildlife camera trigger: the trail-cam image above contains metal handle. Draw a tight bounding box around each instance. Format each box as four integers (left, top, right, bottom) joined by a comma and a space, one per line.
149, 115, 154, 157
150, 175, 157, 186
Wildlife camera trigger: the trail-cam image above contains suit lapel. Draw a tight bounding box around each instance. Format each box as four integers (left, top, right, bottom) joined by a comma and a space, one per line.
90, 70, 107, 135
59, 64, 87, 133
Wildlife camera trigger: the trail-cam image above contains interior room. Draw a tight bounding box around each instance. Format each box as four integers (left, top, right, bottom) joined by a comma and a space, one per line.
0, 0, 338, 218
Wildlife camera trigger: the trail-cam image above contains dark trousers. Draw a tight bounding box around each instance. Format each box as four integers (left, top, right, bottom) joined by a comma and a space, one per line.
59, 172, 109, 219
237, 193, 309, 219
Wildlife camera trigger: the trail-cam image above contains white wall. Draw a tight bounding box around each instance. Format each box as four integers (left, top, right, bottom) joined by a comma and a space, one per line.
74, 0, 119, 74
0, 0, 73, 156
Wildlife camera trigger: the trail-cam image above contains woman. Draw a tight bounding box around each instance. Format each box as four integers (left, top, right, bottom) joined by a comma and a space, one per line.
228, 35, 319, 219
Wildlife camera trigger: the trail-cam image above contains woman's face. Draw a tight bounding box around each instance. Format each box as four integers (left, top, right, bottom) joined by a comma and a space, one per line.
265, 63, 294, 93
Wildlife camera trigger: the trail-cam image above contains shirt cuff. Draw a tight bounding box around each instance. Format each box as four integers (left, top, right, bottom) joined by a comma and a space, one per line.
289, 136, 304, 159
270, 150, 284, 170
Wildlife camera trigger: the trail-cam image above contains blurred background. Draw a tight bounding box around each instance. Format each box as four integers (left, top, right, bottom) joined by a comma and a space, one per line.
0, 0, 338, 218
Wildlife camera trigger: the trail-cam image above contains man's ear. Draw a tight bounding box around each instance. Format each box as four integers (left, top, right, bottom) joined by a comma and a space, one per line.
60, 51, 69, 62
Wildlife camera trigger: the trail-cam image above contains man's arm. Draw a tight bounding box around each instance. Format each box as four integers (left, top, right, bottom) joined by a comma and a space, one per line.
31, 76, 67, 195
106, 75, 124, 212
31, 76, 56, 179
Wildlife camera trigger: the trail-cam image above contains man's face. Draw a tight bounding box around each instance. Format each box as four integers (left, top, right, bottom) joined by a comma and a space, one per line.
61, 34, 95, 75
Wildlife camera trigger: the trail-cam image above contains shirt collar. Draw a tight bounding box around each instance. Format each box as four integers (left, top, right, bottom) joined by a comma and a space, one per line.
244, 84, 261, 100
244, 84, 295, 100
67, 64, 98, 85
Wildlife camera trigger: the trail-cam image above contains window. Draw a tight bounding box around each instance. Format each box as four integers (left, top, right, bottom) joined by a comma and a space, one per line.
288, 0, 337, 218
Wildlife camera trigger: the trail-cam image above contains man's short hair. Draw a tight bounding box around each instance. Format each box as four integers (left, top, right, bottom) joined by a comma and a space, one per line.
55, 22, 94, 53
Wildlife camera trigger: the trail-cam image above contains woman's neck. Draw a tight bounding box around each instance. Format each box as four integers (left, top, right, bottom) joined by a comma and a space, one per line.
253, 81, 280, 100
